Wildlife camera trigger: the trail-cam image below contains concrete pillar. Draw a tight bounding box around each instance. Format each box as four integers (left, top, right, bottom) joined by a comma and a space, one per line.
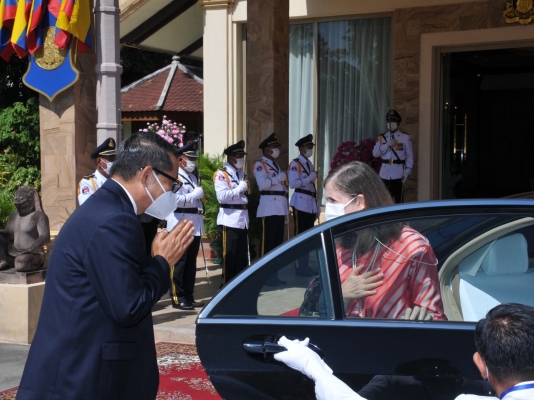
199, 0, 236, 157
95, 0, 122, 144
246, 0, 289, 171
40, 49, 97, 231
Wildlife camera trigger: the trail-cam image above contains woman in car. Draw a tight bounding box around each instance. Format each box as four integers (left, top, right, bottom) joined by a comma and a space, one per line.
324, 161, 445, 320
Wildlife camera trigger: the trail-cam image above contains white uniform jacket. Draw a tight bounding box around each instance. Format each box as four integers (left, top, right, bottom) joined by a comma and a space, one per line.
457, 381, 533, 400
78, 170, 107, 206
372, 129, 414, 180
288, 154, 318, 214
214, 163, 249, 229
172, 167, 204, 237
253, 156, 289, 218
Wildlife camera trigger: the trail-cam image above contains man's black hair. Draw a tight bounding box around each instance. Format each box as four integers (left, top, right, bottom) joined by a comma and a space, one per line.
110, 132, 175, 180
183, 131, 199, 145
475, 303, 534, 384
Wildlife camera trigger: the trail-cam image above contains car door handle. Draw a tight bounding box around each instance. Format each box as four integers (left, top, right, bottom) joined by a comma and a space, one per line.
243, 338, 324, 359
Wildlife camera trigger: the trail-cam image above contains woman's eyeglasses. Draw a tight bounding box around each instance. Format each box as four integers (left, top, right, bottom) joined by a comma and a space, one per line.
153, 168, 183, 193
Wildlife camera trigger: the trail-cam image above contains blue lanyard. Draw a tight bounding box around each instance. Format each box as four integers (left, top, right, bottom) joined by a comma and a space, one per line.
500, 383, 534, 399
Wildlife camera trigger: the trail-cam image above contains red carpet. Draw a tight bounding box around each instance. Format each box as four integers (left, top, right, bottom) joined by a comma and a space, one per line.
0, 343, 221, 400
156, 342, 221, 399
0, 388, 16, 400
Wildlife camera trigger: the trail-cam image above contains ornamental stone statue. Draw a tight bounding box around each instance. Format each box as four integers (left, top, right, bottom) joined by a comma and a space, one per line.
0, 186, 50, 272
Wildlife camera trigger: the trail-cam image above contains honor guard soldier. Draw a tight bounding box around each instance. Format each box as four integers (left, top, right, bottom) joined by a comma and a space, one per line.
214, 140, 249, 286
254, 132, 289, 286
78, 138, 116, 206
289, 134, 318, 277
169, 141, 205, 310
372, 109, 414, 203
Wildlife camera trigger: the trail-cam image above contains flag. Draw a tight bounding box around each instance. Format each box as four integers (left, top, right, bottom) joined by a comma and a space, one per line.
0, 0, 17, 60
48, 0, 59, 17
11, 0, 32, 58
55, 0, 91, 53
26, 0, 47, 53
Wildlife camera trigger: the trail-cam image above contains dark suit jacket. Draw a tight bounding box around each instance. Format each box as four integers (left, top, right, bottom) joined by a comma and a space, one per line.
17, 179, 170, 400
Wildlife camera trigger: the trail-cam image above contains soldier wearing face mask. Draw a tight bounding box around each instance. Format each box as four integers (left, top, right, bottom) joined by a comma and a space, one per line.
168, 141, 205, 310
214, 140, 249, 286
77, 138, 117, 206
289, 134, 318, 277
254, 132, 289, 286
372, 110, 414, 203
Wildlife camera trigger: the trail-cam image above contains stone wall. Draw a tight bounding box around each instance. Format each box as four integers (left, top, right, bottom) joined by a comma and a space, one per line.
40, 50, 97, 231
393, 0, 510, 201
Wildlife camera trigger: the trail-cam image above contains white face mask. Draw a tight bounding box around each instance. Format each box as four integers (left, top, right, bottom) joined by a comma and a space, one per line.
324, 196, 357, 221
269, 148, 280, 159
387, 122, 398, 132
184, 160, 196, 173
234, 158, 245, 170
144, 171, 178, 220
305, 149, 314, 159
102, 160, 114, 175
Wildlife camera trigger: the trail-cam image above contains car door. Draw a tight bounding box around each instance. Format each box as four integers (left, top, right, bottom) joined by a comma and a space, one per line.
196, 200, 534, 399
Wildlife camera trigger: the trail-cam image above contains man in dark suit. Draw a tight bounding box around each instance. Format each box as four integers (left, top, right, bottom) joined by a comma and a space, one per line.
16, 132, 195, 400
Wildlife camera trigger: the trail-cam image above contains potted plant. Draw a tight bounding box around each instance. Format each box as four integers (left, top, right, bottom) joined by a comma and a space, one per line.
198, 153, 225, 262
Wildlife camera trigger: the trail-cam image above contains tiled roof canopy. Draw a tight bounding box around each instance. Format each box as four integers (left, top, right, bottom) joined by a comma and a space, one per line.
121, 56, 203, 113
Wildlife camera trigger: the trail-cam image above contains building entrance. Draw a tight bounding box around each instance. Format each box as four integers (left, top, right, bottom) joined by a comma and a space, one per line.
441, 47, 534, 199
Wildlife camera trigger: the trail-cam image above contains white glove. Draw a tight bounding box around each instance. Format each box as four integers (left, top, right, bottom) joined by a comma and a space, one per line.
189, 186, 204, 200
232, 180, 248, 196
277, 172, 287, 182
273, 336, 332, 382
402, 171, 410, 183
307, 171, 317, 181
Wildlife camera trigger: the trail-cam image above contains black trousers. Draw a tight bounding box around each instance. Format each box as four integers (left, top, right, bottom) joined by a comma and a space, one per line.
293, 207, 316, 236
219, 225, 249, 285
170, 235, 201, 304
293, 208, 316, 271
140, 217, 160, 256
259, 215, 286, 256
382, 178, 403, 203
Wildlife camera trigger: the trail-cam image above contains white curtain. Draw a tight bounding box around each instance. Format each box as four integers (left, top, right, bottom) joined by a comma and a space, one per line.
288, 18, 391, 203
289, 23, 315, 163
317, 18, 391, 200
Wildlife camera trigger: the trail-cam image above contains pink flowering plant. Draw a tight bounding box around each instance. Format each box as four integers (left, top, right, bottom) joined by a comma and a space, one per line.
329, 138, 382, 173
140, 116, 185, 148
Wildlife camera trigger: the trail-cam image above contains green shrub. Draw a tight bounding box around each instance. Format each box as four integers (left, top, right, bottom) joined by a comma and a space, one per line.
0, 189, 15, 228
198, 153, 225, 240
0, 98, 41, 200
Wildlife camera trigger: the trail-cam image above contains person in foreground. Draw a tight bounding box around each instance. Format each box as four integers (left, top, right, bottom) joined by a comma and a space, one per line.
16, 132, 195, 400
275, 303, 534, 400
324, 161, 445, 320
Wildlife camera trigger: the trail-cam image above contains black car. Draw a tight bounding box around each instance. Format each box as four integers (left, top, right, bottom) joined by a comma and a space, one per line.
196, 200, 534, 399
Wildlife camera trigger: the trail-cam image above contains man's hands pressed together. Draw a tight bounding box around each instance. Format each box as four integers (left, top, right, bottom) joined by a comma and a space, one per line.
152, 219, 195, 267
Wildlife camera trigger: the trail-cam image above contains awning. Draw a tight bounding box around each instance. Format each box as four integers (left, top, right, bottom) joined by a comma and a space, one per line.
120, 0, 203, 58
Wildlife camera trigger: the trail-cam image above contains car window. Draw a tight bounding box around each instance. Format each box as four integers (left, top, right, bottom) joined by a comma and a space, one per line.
334, 219, 445, 320
210, 235, 334, 318
332, 212, 534, 322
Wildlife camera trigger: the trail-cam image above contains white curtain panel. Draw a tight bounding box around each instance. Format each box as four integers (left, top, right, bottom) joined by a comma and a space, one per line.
318, 17, 391, 183
289, 18, 391, 203
289, 23, 315, 163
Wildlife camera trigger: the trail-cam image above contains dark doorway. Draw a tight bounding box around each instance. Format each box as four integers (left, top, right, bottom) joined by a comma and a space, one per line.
441, 47, 534, 199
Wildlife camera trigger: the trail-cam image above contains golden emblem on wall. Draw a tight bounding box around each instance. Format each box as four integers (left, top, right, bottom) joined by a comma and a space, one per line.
34, 27, 68, 70
503, 0, 534, 25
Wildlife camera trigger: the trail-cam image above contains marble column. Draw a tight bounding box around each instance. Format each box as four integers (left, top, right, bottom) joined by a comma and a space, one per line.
40, 48, 97, 231
246, 0, 289, 171
199, 0, 235, 157
95, 0, 122, 144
